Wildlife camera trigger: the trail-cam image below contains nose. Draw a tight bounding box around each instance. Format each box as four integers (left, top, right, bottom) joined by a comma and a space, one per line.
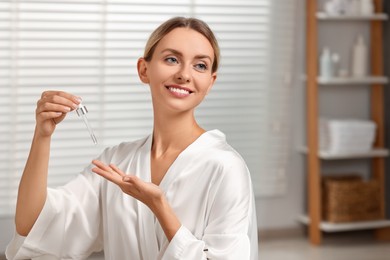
175, 64, 191, 83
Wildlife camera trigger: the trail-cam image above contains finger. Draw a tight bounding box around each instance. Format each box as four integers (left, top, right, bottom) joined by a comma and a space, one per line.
42, 90, 82, 104
109, 164, 126, 177
36, 102, 72, 114
37, 111, 64, 121
52, 113, 67, 125
91, 167, 121, 185
39, 96, 78, 112
92, 160, 114, 173
39, 91, 82, 112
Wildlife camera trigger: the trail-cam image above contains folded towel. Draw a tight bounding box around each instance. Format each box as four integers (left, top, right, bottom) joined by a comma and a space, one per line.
319, 118, 376, 154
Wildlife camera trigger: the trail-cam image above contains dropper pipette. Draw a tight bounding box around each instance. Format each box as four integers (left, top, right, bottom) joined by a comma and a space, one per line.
75, 103, 98, 145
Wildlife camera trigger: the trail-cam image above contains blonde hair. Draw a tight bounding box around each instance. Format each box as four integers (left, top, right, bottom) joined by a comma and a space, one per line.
143, 17, 220, 73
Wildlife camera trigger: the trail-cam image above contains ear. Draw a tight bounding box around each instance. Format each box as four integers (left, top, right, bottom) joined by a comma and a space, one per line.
137, 58, 149, 84
206, 72, 217, 95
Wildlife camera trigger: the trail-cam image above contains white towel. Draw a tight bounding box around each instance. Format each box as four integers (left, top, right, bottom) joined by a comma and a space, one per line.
319, 118, 376, 154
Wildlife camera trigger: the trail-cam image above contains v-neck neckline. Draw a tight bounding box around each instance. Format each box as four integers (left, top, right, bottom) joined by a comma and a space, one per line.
142, 129, 223, 190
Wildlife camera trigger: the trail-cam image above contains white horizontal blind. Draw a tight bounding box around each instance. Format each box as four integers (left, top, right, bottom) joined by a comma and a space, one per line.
0, 0, 296, 216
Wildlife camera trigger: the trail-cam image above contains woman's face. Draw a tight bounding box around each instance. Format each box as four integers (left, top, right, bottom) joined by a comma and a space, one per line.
138, 27, 217, 114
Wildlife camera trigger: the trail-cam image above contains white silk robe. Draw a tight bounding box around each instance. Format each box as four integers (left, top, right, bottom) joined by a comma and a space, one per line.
6, 130, 258, 260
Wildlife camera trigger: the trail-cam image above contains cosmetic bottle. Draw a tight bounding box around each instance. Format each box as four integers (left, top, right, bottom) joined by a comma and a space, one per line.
351, 34, 367, 77
346, 0, 360, 15
360, 0, 374, 15
320, 47, 334, 79
331, 53, 340, 76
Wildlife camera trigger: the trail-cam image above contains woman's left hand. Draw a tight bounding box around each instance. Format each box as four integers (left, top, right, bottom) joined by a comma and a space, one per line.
91, 160, 164, 209
92, 159, 181, 241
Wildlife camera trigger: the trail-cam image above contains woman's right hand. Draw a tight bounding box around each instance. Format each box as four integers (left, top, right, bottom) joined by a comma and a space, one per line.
35, 91, 82, 138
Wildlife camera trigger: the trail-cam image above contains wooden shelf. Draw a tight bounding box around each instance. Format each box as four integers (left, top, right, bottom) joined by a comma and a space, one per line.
317, 76, 388, 85
317, 12, 388, 21
305, 0, 388, 245
298, 215, 390, 232
298, 147, 389, 160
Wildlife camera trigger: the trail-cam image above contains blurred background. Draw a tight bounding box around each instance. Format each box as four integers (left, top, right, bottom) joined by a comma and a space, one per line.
1, 0, 390, 259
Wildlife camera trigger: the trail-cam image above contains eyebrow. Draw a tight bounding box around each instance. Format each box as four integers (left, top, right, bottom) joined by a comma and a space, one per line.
160, 48, 212, 62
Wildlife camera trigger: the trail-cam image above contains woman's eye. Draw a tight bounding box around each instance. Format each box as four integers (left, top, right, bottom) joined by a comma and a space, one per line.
194, 63, 207, 71
165, 57, 178, 64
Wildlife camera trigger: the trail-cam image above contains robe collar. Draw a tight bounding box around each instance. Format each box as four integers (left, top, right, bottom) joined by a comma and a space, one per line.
140, 129, 225, 191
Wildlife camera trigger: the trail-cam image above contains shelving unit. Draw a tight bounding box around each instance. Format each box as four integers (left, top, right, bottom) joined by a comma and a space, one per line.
298, 215, 390, 232
317, 76, 388, 85
303, 0, 390, 245
316, 12, 388, 20
299, 146, 389, 160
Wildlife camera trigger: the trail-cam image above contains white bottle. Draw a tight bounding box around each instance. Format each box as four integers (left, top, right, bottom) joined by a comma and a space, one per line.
320, 47, 334, 79
351, 34, 367, 77
331, 53, 340, 76
346, 0, 360, 15
324, 0, 338, 15
360, 0, 374, 15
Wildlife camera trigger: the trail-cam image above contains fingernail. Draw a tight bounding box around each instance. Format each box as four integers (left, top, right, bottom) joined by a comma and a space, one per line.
123, 176, 130, 181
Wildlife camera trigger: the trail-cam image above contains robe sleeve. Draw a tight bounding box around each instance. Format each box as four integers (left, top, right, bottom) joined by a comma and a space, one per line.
6, 166, 104, 260
162, 157, 258, 260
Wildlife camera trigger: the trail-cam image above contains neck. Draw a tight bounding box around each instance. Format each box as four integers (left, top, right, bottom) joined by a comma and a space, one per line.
151, 111, 205, 157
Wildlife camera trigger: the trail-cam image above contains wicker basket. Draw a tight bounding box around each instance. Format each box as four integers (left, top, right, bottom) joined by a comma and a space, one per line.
322, 175, 381, 223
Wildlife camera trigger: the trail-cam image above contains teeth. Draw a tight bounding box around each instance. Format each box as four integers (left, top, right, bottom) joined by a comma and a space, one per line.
169, 87, 190, 94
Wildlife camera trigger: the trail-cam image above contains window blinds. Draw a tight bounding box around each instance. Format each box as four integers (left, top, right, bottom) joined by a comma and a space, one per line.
0, 0, 297, 216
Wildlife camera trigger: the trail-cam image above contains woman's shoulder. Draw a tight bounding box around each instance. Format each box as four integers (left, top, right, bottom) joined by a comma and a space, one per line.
198, 130, 250, 183
201, 131, 254, 209
203, 130, 247, 167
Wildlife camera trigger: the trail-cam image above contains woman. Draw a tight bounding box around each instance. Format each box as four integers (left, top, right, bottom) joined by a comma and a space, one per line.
6, 17, 258, 259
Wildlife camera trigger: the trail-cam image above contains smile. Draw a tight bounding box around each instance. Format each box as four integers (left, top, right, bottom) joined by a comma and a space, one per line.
165, 85, 193, 96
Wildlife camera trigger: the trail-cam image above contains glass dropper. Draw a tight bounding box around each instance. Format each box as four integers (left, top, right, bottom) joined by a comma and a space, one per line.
75, 103, 98, 145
